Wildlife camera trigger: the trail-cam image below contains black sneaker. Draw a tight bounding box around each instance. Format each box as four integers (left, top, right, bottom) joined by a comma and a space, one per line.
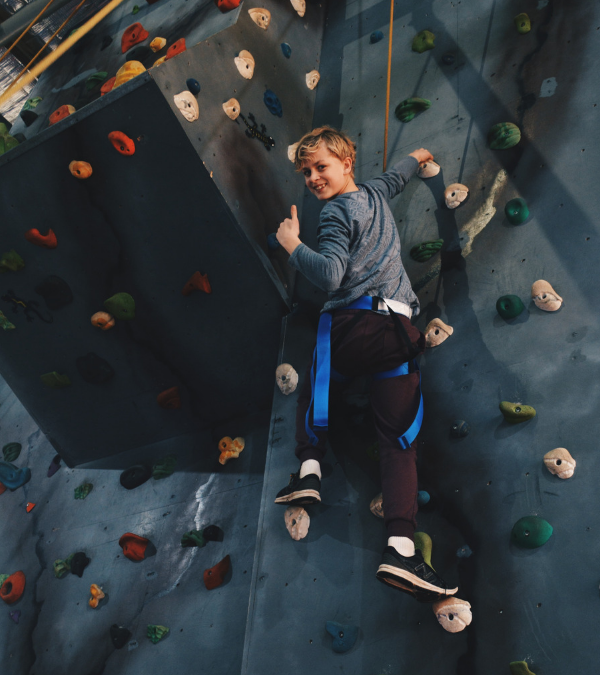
274, 471, 321, 505
376, 547, 458, 602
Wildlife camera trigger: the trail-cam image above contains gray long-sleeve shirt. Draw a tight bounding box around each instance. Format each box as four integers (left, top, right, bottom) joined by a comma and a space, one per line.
288, 156, 420, 315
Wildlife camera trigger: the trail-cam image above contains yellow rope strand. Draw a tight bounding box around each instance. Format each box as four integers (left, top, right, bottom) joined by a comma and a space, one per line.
0, 0, 58, 66
383, 0, 394, 172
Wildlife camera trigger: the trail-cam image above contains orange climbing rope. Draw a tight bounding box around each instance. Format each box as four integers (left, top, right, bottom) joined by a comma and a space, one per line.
0, 0, 58, 66
383, 0, 394, 172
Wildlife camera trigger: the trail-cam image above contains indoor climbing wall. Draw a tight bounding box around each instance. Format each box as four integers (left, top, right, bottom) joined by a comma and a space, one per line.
245, 0, 600, 673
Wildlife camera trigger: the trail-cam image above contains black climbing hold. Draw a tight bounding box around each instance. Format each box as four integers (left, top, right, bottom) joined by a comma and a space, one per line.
203, 525, 224, 542
110, 624, 132, 649
450, 420, 470, 438
100, 36, 113, 51
120, 464, 152, 490
125, 45, 153, 63
267, 233, 280, 250
76, 353, 115, 384
34, 275, 73, 310
20, 110, 37, 127
442, 53, 455, 65
0, 114, 11, 131
186, 78, 201, 96
12, 133, 26, 144
69, 552, 90, 577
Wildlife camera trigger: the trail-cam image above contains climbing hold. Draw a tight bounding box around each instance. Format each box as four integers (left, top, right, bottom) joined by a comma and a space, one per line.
410, 239, 443, 262
275, 363, 298, 395
203, 554, 230, 590
0, 482, 6, 494
543, 448, 576, 479
325, 621, 358, 653
290, 0, 305, 16
76, 353, 115, 384
412, 29, 435, 53
149, 37, 166, 52
424, 318, 453, 348
0, 250, 24, 273
263, 90, 282, 117
499, 401, 536, 424
0, 571, 25, 604
394, 97, 431, 123
442, 52, 455, 65
0, 575, 7, 587
0, 461, 31, 490
100, 35, 113, 50
89, 584, 105, 608
181, 530, 206, 548
370, 30, 384, 44
22, 97, 42, 112
54, 559, 70, 579
417, 160, 440, 178
0, 312, 14, 330
24, 228, 57, 249
166, 38, 186, 60
444, 183, 469, 209
446, 419, 471, 442
248, 7, 271, 29
531, 280, 562, 311
132, 4, 139, 13
287, 142, 300, 163
496, 294, 525, 320
9, 609, 20, 623
108, 131, 135, 156
203, 525, 224, 542
74, 482, 93, 499
20, 110, 38, 127
119, 533, 151, 561
35, 275, 73, 309
103, 292, 135, 319
110, 624, 132, 649
174, 91, 199, 122
306, 70, 320, 90
120, 464, 151, 490
414, 532, 433, 568
222, 98, 241, 120
284, 506, 310, 540
514, 13, 531, 34
511, 516, 553, 549
147, 624, 169, 643
433, 597, 472, 633
456, 544, 473, 558
69, 552, 90, 577
126, 45, 153, 63
510, 662, 536, 675
113, 61, 146, 88
85, 72, 107, 90
235, 50, 255, 79
267, 233, 280, 250
41, 372, 71, 389
417, 490, 430, 506
280, 43, 291, 58
152, 454, 176, 479
26, 502, 35, 513
488, 122, 521, 150
2, 443, 21, 463
91, 311, 115, 330
0, 125, 19, 155
186, 78, 201, 96
69, 160, 92, 179
47, 455, 61, 477
121, 23, 149, 53
218, 437, 245, 465
157, 386, 181, 409
153, 56, 167, 67
48, 105, 75, 126
370, 493, 383, 518
505, 197, 529, 224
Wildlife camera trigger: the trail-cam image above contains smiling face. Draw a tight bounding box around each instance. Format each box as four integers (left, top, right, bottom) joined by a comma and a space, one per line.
301, 145, 356, 200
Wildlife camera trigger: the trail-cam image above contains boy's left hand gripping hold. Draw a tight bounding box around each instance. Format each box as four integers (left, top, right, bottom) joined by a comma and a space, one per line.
277, 205, 302, 255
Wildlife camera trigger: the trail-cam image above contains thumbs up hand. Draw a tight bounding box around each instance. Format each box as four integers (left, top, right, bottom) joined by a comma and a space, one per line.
276, 205, 302, 254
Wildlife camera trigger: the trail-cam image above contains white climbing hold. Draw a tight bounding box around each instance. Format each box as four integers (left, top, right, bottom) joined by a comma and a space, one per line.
287, 142, 300, 163
424, 318, 453, 348
222, 97, 241, 120
290, 0, 305, 17
417, 160, 440, 178
174, 91, 198, 122
433, 597, 472, 633
284, 506, 310, 540
248, 8, 271, 30
235, 50, 255, 79
369, 493, 383, 519
306, 70, 320, 90
531, 280, 562, 311
544, 447, 576, 479
539, 77, 557, 98
444, 183, 469, 209
276, 363, 298, 395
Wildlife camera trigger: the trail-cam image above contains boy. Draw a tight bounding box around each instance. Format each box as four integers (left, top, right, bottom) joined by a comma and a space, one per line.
274, 126, 457, 603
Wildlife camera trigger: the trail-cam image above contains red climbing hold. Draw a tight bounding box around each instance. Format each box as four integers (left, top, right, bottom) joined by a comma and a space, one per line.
203, 554, 230, 590
165, 38, 186, 60
26, 502, 35, 512
0, 571, 26, 605
101, 76, 116, 96
121, 23, 149, 54
24, 228, 57, 249
181, 272, 212, 296
108, 131, 135, 156
157, 387, 181, 409
49, 105, 75, 126
0, 482, 6, 495
214, 0, 241, 12
119, 532, 150, 562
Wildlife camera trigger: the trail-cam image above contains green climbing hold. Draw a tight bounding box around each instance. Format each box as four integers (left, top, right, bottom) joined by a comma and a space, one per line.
505, 198, 529, 225
181, 530, 206, 548
152, 454, 176, 480
0, 250, 24, 273
366, 441, 380, 462
41, 372, 72, 389
104, 292, 135, 320
394, 97, 431, 123
496, 295, 525, 320
85, 72, 108, 90
412, 30, 435, 53
2, 443, 21, 463
511, 516, 552, 549
0, 574, 9, 587
410, 239, 444, 262
488, 122, 521, 150
53, 559, 71, 579
147, 624, 169, 643
22, 97, 42, 112
132, 4, 140, 12
0, 311, 15, 330
510, 662, 535, 675
514, 13, 531, 34
74, 482, 93, 499
499, 401, 536, 424
0, 124, 19, 156
414, 532, 434, 570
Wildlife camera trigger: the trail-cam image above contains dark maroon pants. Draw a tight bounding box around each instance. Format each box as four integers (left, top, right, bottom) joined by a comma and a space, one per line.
295, 309, 425, 540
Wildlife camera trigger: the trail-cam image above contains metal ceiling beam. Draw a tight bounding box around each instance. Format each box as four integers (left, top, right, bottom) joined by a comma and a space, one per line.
0, 0, 74, 48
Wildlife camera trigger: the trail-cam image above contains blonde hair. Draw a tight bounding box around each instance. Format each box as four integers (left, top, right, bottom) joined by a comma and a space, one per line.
293, 126, 357, 179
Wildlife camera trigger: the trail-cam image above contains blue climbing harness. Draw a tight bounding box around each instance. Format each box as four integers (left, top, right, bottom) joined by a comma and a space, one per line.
305, 296, 424, 449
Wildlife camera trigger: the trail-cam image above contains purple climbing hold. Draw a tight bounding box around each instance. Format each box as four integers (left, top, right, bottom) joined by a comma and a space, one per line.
9, 609, 20, 623
47, 455, 61, 477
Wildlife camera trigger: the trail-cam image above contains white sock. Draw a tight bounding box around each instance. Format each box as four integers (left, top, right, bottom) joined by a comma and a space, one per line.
388, 536, 415, 557
299, 459, 321, 479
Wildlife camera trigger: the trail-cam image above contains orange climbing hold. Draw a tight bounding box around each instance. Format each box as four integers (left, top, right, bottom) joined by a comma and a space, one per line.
181, 272, 212, 296
25, 228, 57, 249
157, 386, 181, 409
49, 105, 75, 126
101, 76, 116, 96
91, 312, 115, 330
203, 554, 230, 589
0, 482, 6, 495
88, 584, 105, 608
26, 502, 35, 512
119, 532, 150, 562
0, 571, 26, 604
218, 436, 245, 465
69, 160, 93, 179
165, 38, 186, 60
121, 22, 149, 53
108, 131, 135, 156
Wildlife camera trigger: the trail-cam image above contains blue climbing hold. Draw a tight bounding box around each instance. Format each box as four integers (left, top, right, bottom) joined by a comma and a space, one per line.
417, 490, 430, 506
325, 621, 358, 654
264, 89, 283, 117
267, 233, 280, 250
370, 30, 384, 44
0, 460, 31, 490
280, 43, 291, 58
186, 78, 201, 96
457, 544, 473, 558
